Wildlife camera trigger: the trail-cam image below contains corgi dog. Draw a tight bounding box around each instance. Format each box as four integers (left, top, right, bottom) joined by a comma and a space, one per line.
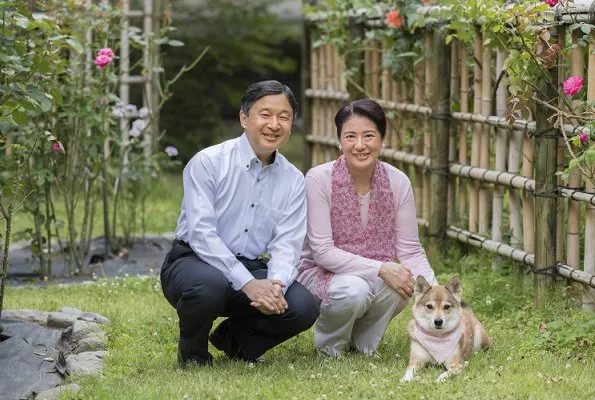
401, 275, 490, 383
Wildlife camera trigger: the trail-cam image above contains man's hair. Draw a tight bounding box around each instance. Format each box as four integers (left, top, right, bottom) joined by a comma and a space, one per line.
240, 80, 298, 119
334, 98, 387, 140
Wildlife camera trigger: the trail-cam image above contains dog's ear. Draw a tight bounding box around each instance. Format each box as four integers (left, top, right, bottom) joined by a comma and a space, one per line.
414, 275, 431, 298
446, 275, 462, 303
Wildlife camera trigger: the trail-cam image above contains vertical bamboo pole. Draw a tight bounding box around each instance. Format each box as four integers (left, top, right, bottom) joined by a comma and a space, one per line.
120, 0, 131, 147
143, 0, 154, 156
534, 31, 558, 306
423, 31, 432, 223
583, 32, 595, 312
469, 30, 482, 232
459, 47, 469, 221
567, 30, 584, 270
381, 42, 396, 160
413, 62, 424, 218
555, 27, 567, 263
448, 41, 460, 226
371, 40, 379, 98
492, 50, 508, 270
479, 39, 492, 234
302, 16, 313, 171
311, 41, 320, 166
428, 29, 450, 258
523, 135, 535, 254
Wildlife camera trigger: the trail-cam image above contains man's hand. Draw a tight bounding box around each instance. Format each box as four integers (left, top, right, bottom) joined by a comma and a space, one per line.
378, 262, 415, 299
241, 279, 288, 314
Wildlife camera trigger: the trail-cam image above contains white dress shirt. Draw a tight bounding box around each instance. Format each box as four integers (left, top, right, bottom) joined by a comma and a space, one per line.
175, 133, 307, 291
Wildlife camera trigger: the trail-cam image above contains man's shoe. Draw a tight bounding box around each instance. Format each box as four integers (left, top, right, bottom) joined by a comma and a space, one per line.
177, 340, 212, 369
209, 324, 259, 363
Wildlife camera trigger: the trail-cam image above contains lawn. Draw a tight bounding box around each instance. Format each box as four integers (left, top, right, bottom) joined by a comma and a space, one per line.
5, 249, 595, 399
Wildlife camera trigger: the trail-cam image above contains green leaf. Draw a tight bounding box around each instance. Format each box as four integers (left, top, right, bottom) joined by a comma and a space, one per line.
66, 38, 84, 54
167, 40, 185, 47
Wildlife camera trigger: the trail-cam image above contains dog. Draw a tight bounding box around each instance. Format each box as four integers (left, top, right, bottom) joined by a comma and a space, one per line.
400, 275, 490, 383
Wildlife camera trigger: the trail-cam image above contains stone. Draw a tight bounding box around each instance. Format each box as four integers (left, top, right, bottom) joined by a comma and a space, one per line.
47, 312, 78, 329
74, 335, 106, 354
65, 351, 108, 376
71, 320, 106, 342
35, 384, 81, 400
59, 307, 84, 317
3, 309, 49, 325
79, 312, 110, 325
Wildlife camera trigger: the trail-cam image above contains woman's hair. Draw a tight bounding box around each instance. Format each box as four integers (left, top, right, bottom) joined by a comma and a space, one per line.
334, 98, 387, 140
241, 80, 298, 119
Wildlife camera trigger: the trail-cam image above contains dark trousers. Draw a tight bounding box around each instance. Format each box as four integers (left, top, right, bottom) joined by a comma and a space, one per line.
160, 240, 319, 363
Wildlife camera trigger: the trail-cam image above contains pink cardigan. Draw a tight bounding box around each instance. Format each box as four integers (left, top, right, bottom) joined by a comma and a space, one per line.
297, 161, 437, 290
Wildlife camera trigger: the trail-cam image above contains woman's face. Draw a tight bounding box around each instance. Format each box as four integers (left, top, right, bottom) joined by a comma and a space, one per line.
339, 114, 383, 173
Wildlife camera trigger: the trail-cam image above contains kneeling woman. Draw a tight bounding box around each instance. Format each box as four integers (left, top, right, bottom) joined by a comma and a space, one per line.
298, 98, 437, 357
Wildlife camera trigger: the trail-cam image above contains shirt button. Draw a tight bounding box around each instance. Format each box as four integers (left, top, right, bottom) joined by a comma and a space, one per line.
237, 252, 241, 256
251, 204, 254, 208
246, 164, 249, 168
244, 229, 248, 232
257, 179, 260, 182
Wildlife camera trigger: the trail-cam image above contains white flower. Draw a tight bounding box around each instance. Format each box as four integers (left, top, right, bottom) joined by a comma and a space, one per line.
139, 107, 150, 119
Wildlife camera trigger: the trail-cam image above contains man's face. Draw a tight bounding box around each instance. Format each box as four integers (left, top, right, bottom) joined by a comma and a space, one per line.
240, 94, 293, 164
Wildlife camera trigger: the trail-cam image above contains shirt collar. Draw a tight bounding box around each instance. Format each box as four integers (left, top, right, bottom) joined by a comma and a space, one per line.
238, 132, 279, 169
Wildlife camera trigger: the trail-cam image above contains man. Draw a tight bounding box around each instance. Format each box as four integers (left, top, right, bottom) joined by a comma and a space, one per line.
161, 80, 319, 367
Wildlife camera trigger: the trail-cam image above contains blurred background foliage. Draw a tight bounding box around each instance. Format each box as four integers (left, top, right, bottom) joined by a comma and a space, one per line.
134, 0, 303, 163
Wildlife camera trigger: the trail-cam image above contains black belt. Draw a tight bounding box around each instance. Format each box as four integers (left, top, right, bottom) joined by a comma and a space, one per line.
174, 238, 260, 265
174, 238, 190, 247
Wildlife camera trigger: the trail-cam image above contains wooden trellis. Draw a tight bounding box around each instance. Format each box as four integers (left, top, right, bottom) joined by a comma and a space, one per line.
303, 4, 595, 309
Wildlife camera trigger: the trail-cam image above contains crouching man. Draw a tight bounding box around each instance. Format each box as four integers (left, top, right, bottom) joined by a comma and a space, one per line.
160, 80, 319, 367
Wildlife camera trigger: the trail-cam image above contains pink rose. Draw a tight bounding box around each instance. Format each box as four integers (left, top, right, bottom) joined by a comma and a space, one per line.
52, 142, 64, 153
98, 48, 114, 58
94, 54, 112, 68
543, 0, 559, 7
579, 132, 588, 143
563, 76, 584, 96
386, 10, 404, 29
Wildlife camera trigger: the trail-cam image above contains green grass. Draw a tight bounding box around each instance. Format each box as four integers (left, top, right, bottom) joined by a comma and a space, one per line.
5, 249, 595, 399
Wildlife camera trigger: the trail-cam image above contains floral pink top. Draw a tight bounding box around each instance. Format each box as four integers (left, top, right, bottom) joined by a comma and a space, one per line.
297, 160, 437, 295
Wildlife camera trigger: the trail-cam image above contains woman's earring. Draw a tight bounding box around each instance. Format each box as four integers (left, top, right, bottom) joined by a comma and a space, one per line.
338, 145, 342, 151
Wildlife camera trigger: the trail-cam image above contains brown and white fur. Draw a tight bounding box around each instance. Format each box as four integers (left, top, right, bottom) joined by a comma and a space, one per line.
401, 275, 490, 383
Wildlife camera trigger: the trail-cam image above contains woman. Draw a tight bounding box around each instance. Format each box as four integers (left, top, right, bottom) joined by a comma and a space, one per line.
298, 98, 437, 357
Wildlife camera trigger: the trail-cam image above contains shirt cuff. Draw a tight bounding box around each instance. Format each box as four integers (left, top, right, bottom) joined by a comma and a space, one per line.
364, 259, 383, 281
229, 263, 254, 291
267, 261, 295, 294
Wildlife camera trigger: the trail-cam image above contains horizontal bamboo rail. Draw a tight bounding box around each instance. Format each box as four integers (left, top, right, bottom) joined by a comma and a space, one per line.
445, 226, 595, 289
305, 89, 589, 136
306, 135, 595, 205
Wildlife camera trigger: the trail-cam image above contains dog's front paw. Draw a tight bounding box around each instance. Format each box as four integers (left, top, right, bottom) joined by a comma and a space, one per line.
435, 371, 449, 382
400, 370, 415, 383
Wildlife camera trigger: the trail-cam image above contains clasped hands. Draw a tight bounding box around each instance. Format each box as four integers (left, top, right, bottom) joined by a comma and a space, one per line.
241, 279, 288, 315
378, 261, 415, 299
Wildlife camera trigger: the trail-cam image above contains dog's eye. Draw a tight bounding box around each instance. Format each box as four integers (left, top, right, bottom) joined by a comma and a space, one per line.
426, 304, 434, 310
444, 304, 451, 310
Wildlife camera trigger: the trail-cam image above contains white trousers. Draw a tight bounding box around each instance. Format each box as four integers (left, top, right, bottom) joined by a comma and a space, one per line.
314, 274, 408, 357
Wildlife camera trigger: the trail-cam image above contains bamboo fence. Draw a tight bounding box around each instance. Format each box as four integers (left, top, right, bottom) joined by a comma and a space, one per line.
303, 4, 595, 309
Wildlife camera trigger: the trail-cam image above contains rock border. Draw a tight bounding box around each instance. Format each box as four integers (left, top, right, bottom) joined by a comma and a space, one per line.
3, 307, 111, 400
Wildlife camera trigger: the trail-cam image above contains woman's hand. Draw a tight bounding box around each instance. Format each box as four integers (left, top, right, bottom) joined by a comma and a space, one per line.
378, 262, 415, 299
